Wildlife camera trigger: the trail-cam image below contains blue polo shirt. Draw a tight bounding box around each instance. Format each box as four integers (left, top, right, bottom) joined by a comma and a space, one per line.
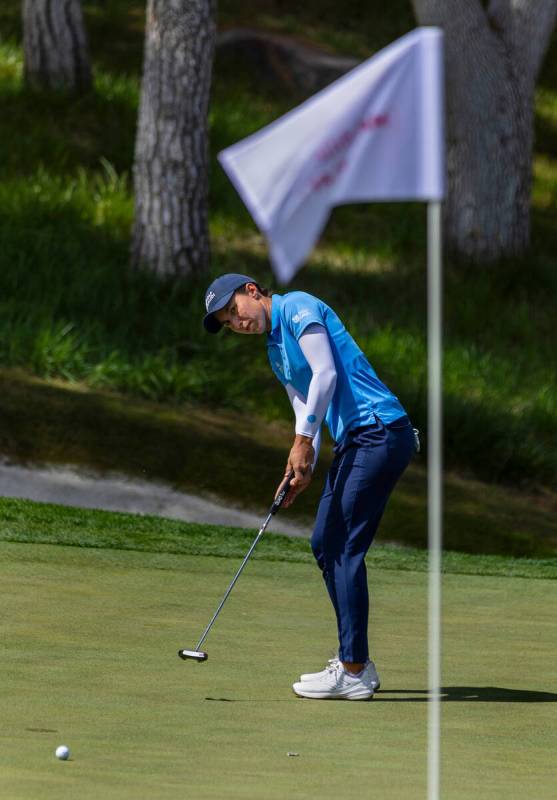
267, 291, 407, 444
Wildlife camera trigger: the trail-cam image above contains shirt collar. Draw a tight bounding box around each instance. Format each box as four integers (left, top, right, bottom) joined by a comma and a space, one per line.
268, 294, 283, 341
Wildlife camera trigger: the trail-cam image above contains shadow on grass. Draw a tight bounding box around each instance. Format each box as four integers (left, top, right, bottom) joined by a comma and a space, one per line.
0, 81, 137, 176
205, 697, 235, 702
375, 687, 557, 703
0, 369, 324, 520
201, 687, 557, 703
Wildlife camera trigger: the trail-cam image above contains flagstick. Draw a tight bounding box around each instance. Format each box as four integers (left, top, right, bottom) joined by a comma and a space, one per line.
427, 200, 443, 800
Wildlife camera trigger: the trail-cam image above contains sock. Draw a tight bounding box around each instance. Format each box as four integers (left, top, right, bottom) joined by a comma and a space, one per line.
344, 666, 365, 678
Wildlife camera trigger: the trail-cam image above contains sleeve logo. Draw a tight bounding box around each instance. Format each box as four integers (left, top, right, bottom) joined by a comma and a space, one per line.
292, 309, 312, 324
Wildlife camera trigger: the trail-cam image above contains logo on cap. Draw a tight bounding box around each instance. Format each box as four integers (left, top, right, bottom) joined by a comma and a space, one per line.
205, 291, 216, 312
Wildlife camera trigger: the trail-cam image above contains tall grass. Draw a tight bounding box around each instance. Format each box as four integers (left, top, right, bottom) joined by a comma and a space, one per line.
0, 12, 556, 491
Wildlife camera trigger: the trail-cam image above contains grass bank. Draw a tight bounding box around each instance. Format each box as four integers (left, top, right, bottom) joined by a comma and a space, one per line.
1, 497, 556, 578
2, 372, 556, 558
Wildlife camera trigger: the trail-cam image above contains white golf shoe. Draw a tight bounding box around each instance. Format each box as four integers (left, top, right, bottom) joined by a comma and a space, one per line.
292, 660, 374, 700
300, 657, 381, 691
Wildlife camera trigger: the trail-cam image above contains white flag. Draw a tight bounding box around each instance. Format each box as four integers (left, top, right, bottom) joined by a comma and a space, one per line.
218, 27, 445, 284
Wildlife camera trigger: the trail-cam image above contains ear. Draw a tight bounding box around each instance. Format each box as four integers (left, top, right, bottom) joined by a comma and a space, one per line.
246, 282, 260, 299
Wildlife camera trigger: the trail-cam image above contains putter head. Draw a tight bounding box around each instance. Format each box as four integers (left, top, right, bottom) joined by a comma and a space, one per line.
178, 649, 208, 662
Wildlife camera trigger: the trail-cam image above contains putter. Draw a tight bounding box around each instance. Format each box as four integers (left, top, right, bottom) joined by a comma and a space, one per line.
178, 473, 293, 662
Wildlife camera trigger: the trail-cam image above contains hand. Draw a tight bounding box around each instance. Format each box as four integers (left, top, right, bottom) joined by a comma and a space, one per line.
276, 435, 314, 508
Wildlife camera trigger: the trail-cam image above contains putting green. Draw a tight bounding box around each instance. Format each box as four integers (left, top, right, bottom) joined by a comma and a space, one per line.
1, 541, 555, 799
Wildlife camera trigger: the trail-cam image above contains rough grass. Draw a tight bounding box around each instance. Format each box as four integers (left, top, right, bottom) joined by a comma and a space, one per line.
1, 497, 556, 578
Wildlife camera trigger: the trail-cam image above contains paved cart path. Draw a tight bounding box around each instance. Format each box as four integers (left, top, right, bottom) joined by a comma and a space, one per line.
0, 459, 310, 538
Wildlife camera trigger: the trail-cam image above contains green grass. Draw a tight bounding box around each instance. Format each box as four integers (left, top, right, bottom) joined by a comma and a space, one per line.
0, 3, 556, 494
1, 537, 556, 799
1, 497, 556, 578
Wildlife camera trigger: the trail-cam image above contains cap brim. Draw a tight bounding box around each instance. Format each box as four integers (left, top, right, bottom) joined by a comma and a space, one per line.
203, 312, 223, 334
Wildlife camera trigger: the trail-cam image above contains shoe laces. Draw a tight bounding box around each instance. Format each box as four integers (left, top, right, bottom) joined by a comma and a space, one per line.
326, 658, 342, 674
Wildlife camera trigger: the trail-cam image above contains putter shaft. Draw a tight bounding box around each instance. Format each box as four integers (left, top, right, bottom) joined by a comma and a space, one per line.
178, 474, 292, 661
194, 511, 272, 651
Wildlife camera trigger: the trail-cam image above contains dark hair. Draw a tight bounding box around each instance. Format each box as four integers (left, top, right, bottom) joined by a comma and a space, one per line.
236, 282, 273, 298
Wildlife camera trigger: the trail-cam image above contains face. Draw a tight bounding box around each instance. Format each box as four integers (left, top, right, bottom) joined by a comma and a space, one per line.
214, 283, 269, 335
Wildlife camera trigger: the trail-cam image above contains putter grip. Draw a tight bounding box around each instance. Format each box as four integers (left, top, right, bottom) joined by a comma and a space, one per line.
270, 473, 293, 515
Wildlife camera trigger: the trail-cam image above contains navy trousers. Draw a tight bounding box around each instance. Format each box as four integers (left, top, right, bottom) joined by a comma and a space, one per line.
310, 415, 415, 663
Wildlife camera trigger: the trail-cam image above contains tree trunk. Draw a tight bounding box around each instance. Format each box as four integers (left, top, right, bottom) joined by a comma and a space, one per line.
131, 0, 217, 278
22, 0, 92, 93
412, 0, 557, 262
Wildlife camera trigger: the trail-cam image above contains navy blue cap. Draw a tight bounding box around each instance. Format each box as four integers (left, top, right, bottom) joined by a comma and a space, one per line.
203, 273, 257, 333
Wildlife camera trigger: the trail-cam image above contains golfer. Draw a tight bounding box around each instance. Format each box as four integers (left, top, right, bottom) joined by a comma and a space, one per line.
203, 273, 416, 700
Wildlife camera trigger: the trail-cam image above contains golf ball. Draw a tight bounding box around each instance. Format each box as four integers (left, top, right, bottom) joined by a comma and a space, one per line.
55, 745, 70, 760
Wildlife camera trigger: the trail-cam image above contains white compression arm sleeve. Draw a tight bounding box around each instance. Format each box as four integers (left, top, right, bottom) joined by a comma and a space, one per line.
284, 323, 337, 468
285, 384, 322, 471
296, 324, 337, 436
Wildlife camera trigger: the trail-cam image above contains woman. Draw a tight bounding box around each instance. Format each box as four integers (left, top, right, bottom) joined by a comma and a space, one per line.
203, 273, 417, 701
